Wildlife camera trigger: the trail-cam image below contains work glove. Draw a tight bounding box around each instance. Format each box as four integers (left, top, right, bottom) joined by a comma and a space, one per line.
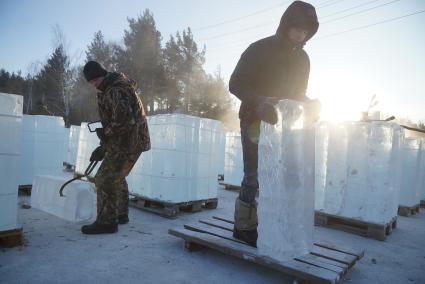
90, 146, 105, 162
304, 99, 321, 123
95, 128, 106, 143
255, 97, 279, 125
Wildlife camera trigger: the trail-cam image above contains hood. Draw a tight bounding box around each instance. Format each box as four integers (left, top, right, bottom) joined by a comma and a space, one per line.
276, 1, 319, 44
98, 72, 136, 92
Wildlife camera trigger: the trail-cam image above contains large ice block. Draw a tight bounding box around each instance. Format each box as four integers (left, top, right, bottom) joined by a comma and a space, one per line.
399, 138, 422, 207
128, 114, 222, 203
223, 132, 244, 187
0, 93, 23, 231
65, 125, 81, 167
20, 115, 68, 185
418, 144, 425, 201
257, 100, 315, 262
75, 123, 101, 177
217, 130, 226, 177
315, 121, 403, 224
31, 175, 96, 222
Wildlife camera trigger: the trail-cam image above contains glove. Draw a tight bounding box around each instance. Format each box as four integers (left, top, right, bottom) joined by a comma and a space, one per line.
90, 146, 105, 162
255, 97, 279, 125
304, 99, 321, 123
95, 128, 106, 143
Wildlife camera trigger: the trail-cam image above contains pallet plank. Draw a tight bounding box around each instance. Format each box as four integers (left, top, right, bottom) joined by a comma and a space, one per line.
313, 242, 364, 259
169, 227, 340, 284
199, 219, 233, 232
311, 246, 357, 268
295, 254, 346, 274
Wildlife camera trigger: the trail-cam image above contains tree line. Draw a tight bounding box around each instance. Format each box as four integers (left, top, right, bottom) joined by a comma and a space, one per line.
0, 10, 235, 127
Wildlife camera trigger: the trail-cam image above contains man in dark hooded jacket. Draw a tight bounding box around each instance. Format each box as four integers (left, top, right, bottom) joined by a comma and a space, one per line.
230, 1, 320, 246
81, 61, 151, 234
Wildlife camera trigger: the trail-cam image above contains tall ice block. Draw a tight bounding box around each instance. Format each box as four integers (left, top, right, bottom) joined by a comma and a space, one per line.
223, 132, 243, 187
66, 125, 81, 167
0, 93, 23, 231
258, 100, 315, 262
75, 123, 101, 177
20, 115, 68, 185
31, 175, 96, 222
128, 114, 222, 203
399, 138, 422, 207
315, 122, 403, 224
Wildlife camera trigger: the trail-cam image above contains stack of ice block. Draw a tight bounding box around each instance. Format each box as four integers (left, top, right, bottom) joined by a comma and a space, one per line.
399, 138, 422, 207
20, 115, 68, 185
75, 123, 101, 177
315, 121, 403, 224
257, 100, 315, 262
128, 114, 222, 203
31, 175, 96, 222
223, 132, 244, 187
0, 93, 23, 231
65, 125, 81, 167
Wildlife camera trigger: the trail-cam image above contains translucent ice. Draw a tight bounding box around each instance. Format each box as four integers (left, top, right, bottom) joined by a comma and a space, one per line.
223, 132, 244, 187
65, 125, 80, 167
31, 175, 96, 222
399, 138, 422, 207
257, 100, 315, 262
315, 122, 403, 224
128, 114, 222, 203
75, 123, 101, 177
0, 93, 23, 231
20, 115, 68, 185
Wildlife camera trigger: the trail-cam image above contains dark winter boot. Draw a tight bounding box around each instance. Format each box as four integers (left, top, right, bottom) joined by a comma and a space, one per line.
233, 198, 258, 247
118, 214, 129, 224
81, 221, 118, 234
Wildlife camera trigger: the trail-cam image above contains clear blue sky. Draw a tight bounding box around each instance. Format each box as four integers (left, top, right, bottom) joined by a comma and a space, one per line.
1, 0, 424, 121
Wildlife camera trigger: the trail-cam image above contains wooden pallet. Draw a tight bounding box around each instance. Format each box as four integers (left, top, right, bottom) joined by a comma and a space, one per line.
315, 211, 397, 241
0, 227, 23, 248
169, 216, 363, 284
129, 194, 218, 218
398, 204, 420, 217
421, 200, 425, 209
18, 184, 32, 196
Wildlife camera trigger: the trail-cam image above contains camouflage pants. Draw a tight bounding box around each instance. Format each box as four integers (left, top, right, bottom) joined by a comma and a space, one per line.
94, 152, 139, 225
239, 120, 260, 204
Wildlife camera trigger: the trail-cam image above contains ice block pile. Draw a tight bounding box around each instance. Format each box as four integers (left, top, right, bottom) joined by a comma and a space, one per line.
128, 114, 222, 203
75, 123, 101, 177
0, 93, 23, 231
399, 138, 423, 207
20, 115, 68, 185
315, 121, 403, 224
257, 100, 315, 262
31, 175, 96, 222
223, 132, 244, 187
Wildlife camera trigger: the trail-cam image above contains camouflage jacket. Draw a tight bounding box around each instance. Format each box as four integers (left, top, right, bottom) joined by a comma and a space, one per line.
97, 72, 151, 161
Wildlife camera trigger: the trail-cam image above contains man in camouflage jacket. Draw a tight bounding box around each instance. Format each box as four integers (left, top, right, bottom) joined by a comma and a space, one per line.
81, 61, 150, 234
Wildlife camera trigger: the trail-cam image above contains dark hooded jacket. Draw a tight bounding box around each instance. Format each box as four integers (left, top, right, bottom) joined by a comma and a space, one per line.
229, 1, 319, 123
97, 72, 151, 161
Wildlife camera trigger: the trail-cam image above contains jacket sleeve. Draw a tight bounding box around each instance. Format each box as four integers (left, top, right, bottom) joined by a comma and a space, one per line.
229, 45, 259, 104
103, 87, 135, 138
292, 50, 311, 102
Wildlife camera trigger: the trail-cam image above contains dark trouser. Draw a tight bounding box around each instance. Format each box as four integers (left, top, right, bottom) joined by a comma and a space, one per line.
239, 120, 261, 204
95, 152, 139, 225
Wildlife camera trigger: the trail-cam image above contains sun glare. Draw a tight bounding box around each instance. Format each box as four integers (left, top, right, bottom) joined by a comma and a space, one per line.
307, 76, 373, 123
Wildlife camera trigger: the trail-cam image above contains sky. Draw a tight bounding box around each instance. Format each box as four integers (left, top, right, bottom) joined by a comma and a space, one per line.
1, 0, 424, 122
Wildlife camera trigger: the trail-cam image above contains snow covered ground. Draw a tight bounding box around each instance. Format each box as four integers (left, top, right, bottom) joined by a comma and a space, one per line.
1, 187, 424, 284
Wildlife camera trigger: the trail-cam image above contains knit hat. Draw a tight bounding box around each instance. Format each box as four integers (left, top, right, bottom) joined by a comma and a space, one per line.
83, 61, 107, 82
